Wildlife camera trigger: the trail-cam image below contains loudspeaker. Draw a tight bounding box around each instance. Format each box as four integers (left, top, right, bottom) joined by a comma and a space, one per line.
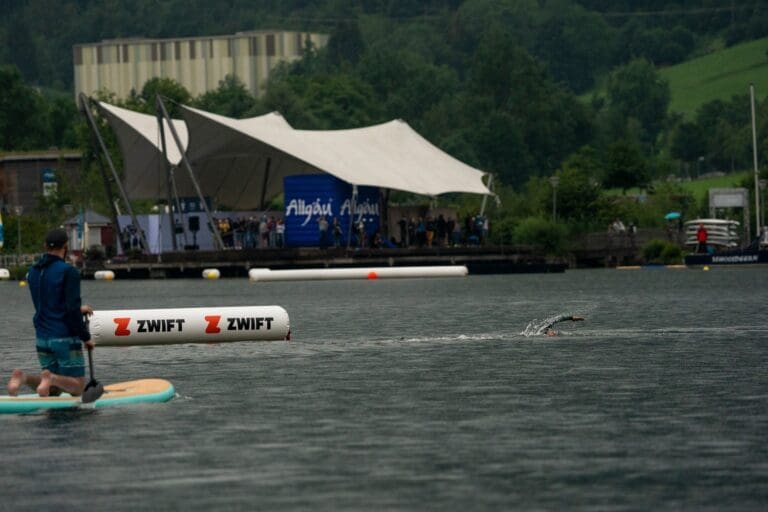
189, 216, 200, 232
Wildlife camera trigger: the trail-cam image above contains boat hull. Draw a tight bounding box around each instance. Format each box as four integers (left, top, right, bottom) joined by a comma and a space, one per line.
685, 249, 768, 266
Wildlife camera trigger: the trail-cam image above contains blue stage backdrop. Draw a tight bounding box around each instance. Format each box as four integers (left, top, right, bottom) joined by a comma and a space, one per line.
284, 174, 380, 247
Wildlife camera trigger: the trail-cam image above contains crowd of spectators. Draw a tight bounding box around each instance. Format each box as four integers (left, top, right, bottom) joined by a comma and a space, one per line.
120, 212, 491, 252
396, 213, 489, 248
215, 215, 285, 249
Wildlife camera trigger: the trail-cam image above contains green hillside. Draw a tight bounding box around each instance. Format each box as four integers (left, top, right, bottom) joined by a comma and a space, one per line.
660, 37, 768, 118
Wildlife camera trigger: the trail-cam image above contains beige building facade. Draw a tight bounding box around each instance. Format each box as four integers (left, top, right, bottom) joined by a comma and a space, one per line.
73, 30, 328, 99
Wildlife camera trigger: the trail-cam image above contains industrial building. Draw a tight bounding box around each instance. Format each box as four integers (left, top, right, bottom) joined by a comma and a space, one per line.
73, 30, 329, 99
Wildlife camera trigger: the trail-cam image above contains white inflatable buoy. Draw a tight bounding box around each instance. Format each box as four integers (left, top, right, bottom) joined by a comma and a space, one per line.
0, 268, 10, 280
202, 268, 221, 280
89, 305, 290, 346
94, 270, 115, 281
248, 266, 468, 282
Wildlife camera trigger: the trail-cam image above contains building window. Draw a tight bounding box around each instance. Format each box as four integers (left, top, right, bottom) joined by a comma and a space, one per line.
151, 43, 158, 61
160, 43, 167, 61
97, 46, 103, 64
189, 40, 196, 59
175, 41, 181, 60
296, 33, 303, 55
228, 38, 234, 58
249, 37, 257, 56
74, 47, 82, 66
266, 34, 275, 56
209, 40, 214, 58
122, 44, 129, 63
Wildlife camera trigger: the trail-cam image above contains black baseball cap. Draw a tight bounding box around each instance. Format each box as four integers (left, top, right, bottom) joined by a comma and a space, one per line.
45, 228, 68, 249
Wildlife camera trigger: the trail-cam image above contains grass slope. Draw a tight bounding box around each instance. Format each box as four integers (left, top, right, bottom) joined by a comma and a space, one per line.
660, 37, 768, 118
607, 171, 750, 203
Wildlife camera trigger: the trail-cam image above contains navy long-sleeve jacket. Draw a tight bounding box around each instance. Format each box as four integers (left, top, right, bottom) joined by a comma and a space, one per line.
27, 254, 90, 342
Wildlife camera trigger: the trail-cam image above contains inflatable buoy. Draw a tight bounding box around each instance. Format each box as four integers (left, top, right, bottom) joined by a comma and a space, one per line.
94, 270, 115, 281
249, 266, 468, 282
89, 305, 290, 346
0, 268, 10, 280
202, 268, 221, 279
18, 281, 26, 287
703, 265, 710, 271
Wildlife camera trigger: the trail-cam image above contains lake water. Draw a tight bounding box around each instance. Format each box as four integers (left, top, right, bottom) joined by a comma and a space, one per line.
1, 268, 767, 510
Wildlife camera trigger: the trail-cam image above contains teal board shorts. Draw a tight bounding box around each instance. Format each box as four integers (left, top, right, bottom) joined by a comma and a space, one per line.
36, 337, 85, 378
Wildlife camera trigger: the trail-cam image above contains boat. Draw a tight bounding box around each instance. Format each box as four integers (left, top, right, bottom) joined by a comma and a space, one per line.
684, 219, 768, 266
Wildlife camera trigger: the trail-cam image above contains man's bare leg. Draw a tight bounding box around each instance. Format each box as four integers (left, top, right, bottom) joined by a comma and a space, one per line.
37, 370, 85, 397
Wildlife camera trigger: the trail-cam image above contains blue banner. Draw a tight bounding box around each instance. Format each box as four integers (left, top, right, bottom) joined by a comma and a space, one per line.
283, 174, 380, 247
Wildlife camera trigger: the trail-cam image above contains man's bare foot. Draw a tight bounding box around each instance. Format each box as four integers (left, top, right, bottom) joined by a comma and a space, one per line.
7, 369, 24, 396
37, 370, 53, 397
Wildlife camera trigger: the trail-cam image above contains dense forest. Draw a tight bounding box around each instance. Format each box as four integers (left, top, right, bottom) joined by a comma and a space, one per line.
1, 0, 768, 253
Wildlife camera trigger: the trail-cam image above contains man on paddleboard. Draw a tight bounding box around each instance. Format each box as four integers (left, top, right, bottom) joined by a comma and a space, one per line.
6, 228, 94, 397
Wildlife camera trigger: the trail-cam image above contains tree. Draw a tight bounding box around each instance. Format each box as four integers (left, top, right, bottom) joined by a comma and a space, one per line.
535, 7, 614, 93
603, 140, 649, 192
195, 75, 257, 118
326, 21, 366, 68
124, 77, 192, 117
0, 65, 50, 150
606, 58, 670, 146
552, 146, 603, 220
670, 121, 707, 165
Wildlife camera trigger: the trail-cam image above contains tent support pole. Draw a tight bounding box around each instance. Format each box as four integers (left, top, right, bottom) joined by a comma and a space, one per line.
79, 94, 149, 254
156, 96, 225, 251
381, 189, 389, 240
82, 144, 123, 255
259, 158, 272, 210
480, 174, 493, 216
156, 101, 178, 252
346, 184, 358, 250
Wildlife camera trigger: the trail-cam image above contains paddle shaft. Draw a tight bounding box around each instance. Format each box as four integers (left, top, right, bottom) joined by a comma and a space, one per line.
87, 346, 95, 380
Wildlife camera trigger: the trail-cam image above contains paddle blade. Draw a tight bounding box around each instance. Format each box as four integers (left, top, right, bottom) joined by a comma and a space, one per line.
81, 346, 104, 403
82, 380, 104, 403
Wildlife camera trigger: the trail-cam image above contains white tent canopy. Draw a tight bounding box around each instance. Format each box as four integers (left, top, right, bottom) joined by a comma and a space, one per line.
97, 100, 491, 210
96, 101, 188, 199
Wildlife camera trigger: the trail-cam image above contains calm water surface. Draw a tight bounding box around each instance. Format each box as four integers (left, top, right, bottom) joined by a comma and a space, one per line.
1, 268, 767, 511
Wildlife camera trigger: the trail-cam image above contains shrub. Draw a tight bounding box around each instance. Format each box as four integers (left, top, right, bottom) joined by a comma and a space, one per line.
642, 239, 682, 264
660, 243, 683, 264
513, 217, 567, 254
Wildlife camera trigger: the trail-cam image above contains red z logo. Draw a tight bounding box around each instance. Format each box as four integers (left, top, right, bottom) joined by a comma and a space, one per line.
205, 315, 221, 334
114, 317, 131, 336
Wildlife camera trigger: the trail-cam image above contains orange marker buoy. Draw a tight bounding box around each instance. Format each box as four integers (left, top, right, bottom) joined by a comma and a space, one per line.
367, 271, 378, 280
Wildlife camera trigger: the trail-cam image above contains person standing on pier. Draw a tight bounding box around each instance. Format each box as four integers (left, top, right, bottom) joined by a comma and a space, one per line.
318, 216, 329, 249
696, 224, 708, 253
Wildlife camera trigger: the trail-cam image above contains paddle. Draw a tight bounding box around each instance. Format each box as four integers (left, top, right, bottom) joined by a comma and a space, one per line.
81, 316, 104, 403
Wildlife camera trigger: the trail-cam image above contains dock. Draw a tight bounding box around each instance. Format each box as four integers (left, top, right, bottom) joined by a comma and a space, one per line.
88, 245, 567, 279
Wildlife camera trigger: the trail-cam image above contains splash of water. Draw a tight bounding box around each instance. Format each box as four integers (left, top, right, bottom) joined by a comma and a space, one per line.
522, 305, 597, 337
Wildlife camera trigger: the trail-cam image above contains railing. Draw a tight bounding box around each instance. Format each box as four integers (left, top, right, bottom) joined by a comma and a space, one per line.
0, 254, 37, 268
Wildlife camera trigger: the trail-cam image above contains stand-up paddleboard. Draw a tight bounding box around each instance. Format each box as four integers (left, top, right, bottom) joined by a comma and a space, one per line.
0, 378, 175, 414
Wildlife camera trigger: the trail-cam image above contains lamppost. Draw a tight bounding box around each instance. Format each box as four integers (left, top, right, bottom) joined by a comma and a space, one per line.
14, 205, 23, 257
549, 176, 560, 221
760, 179, 767, 234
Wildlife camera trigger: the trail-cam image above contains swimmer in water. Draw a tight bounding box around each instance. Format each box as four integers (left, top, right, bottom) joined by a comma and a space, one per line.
543, 315, 584, 336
